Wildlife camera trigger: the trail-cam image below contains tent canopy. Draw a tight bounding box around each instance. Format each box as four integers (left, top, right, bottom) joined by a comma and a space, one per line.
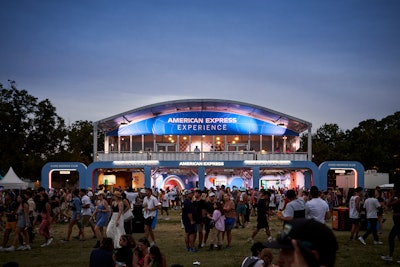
0, 167, 29, 189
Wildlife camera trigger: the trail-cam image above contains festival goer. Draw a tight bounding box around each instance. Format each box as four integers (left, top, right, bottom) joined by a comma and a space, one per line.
93, 191, 109, 248
0, 192, 18, 251
24, 190, 36, 243
61, 189, 84, 242
38, 188, 53, 247
122, 192, 133, 235
106, 191, 126, 248
349, 187, 363, 241
247, 189, 272, 244
181, 189, 197, 252
159, 189, 170, 220
203, 192, 216, 247
133, 237, 150, 267
240, 242, 267, 267
143, 245, 167, 267
222, 192, 236, 249
277, 190, 305, 223
208, 201, 225, 250
193, 189, 206, 248
305, 186, 330, 224
142, 187, 160, 246
264, 218, 338, 267
114, 234, 136, 267
236, 188, 248, 228
260, 248, 275, 267
5, 194, 31, 251
358, 192, 383, 245
81, 188, 96, 240
89, 237, 114, 267
381, 186, 400, 262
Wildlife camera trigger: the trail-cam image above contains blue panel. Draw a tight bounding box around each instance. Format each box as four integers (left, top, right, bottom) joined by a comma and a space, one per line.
107, 111, 299, 136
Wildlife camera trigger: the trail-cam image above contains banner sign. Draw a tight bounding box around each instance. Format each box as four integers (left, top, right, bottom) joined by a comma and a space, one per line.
107, 111, 298, 136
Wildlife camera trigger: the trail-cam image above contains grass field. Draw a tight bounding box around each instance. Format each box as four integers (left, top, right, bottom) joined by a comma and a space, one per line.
0, 209, 397, 267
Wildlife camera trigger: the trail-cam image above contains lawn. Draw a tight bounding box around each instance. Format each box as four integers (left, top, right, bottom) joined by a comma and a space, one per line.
0, 209, 396, 267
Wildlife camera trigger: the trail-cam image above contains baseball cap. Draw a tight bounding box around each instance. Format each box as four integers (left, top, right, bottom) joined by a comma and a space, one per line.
263, 219, 338, 267
208, 192, 216, 197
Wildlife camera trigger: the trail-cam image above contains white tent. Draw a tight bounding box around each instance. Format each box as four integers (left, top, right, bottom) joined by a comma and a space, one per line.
0, 167, 29, 189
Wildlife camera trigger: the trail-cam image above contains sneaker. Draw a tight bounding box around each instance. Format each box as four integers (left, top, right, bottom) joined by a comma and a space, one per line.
246, 237, 254, 244
381, 255, 393, 261
5, 246, 15, 252
201, 243, 205, 248
46, 237, 54, 246
193, 261, 201, 265
16, 245, 26, 251
23, 245, 31, 251
374, 241, 383, 245
268, 236, 273, 242
40, 242, 48, 247
189, 248, 198, 252
358, 236, 366, 245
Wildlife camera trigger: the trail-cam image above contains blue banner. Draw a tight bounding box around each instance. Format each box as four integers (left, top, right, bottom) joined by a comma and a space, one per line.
107, 111, 299, 136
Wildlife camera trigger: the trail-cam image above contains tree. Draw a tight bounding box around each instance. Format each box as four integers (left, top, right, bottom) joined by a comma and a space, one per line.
0, 81, 67, 179
66, 120, 94, 165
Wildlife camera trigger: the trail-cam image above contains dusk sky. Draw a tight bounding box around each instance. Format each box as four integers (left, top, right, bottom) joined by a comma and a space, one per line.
1, 1, 399, 131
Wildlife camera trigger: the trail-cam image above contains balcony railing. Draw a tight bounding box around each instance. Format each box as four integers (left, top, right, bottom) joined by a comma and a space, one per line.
96, 151, 308, 162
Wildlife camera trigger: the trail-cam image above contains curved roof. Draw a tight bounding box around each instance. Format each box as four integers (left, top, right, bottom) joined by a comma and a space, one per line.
95, 99, 312, 135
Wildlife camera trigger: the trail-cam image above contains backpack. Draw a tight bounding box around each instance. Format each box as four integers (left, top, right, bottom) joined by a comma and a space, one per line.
241, 256, 260, 267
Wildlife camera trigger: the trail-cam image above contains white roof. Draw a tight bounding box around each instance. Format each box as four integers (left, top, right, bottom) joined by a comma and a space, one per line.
0, 167, 29, 189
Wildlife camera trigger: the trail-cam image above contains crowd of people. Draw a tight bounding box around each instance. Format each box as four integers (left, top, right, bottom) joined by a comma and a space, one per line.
2, 181, 400, 266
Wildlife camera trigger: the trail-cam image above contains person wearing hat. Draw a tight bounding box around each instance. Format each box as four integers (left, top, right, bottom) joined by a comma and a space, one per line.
263, 218, 338, 267
106, 190, 126, 248
182, 189, 197, 252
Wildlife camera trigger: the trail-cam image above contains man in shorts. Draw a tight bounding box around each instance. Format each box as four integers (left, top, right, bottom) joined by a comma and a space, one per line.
142, 187, 160, 246
80, 188, 96, 239
0, 192, 18, 251
349, 187, 363, 241
182, 189, 197, 252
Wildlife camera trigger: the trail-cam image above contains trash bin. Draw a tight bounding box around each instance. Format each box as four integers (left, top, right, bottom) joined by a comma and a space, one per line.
332, 207, 351, 231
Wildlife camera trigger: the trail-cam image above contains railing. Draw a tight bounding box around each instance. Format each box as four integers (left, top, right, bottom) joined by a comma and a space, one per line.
96, 151, 308, 161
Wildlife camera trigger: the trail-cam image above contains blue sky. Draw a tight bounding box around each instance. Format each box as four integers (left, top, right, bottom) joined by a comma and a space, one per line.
1, 0, 399, 131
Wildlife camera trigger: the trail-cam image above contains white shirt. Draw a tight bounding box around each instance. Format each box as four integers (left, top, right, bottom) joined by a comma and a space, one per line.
305, 197, 330, 224
364, 197, 381, 219
124, 191, 138, 206
81, 195, 92, 216
143, 195, 159, 219
349, 195, 360, 219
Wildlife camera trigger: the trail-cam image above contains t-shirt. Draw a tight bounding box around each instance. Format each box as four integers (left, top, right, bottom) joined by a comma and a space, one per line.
305, 197, 330, 224
364, 197, 381, 219
143, 195, 159, 219
182, 198, 195, 224
81, 195, 92, 216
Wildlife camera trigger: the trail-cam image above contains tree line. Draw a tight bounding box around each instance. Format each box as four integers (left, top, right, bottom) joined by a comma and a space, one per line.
1, 81, 399, 182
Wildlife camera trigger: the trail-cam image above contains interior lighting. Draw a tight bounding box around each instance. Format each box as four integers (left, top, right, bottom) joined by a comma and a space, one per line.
235, 136, 239, 141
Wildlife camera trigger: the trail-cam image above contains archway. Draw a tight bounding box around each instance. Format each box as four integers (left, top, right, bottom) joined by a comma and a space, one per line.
319, 161, 365, 190
41, 162, 87, 189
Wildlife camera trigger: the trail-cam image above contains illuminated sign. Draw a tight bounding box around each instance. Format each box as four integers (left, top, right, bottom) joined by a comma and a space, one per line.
179, 161, 225, 166
244, 160, 292, 166
108, 111, 298, 136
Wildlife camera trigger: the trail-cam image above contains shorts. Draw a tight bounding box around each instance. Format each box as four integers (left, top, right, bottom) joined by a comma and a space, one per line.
196, 223, 204, 233
82, 215, 92, 227
236, 204, 246, 215
144, 216, 155, 226
349, 218, 360, 224
184, 223, 196, 234
256, 219, 269, 230
6, 221, 17, 231
225, 217, 236, 230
